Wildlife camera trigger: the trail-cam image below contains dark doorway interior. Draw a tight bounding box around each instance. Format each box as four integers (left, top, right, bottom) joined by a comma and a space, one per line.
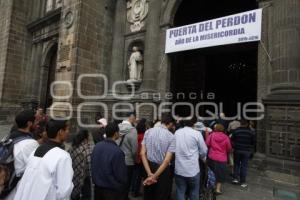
44, 46, 57, 111
170, 0, 258, 117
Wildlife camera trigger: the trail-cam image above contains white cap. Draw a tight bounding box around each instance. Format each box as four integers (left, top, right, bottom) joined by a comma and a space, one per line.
98, 118, 107, 127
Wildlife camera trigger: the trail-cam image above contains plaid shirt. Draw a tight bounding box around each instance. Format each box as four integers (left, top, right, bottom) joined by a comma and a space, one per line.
69, 142, 93, 199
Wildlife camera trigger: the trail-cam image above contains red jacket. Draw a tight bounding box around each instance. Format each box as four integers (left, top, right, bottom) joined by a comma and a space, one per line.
136, 133, 145, 164
206, 132, 232, 162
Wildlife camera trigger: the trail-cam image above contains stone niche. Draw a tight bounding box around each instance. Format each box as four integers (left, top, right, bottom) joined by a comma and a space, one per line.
123, 38, 145, 92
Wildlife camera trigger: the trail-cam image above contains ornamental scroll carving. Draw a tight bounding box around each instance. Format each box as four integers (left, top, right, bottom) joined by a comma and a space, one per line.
127, 0, 149, 32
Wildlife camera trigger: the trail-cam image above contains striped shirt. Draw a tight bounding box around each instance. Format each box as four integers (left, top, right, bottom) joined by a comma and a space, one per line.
142, 125, 175, 164
231, 127, 255, 153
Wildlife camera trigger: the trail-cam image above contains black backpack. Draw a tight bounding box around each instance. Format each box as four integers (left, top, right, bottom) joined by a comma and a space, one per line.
0, 135, 31, 198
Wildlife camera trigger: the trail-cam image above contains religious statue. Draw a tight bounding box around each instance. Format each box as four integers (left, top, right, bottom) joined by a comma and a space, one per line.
127, 46, 143, 82
127, 0, 149, 32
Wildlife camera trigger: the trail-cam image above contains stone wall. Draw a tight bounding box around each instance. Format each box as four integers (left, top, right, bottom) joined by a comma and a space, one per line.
261, 0, 300, 161
0, 0, 13, 104
0, 0, 31, 125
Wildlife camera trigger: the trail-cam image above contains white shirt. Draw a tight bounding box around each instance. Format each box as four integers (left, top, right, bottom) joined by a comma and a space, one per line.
174, 127, 208, 177
14, 139, 39, 176
13, 147, 74, 200
4, 139, 39, 200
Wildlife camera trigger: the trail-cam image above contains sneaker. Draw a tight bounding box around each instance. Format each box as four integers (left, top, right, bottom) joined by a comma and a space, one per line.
241, 183, 248, 188
232, 179, 239, 184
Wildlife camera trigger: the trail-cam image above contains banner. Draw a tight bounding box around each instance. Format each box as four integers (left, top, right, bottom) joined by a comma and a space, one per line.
165, 9, 262, 54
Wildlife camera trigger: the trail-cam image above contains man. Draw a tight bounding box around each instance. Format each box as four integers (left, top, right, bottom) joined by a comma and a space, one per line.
117, 112, 138, 199
231, 119, 256, 188
217, 112, 229, 131
13, 119, 74, 200
92, 122, 127, 200
91, 117, 107, 144
227, 118, 241, 134
174, 119, 208, 200
4, 110, 39, 200
34, 107, 48, 124
194, 120, 212, 139
140, 114, 176, 200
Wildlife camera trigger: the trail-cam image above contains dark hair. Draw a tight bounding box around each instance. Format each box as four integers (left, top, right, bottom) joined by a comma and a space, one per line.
125, 112, 136, 118
176, 120, 185, 130
113, 119, 123, 125
161, 114, 175, 125
146, 121, 154, 129
182, 117, 197, 127
136, 118, 147, 133
72, 129, 89, 147
240, 119, 249, 127
95, 113, 102, 124
46, 119, 68, 139
105, 122, 119, 138
15, 110, 35, 129
214, 124, 225, 132
33, 121, 47, 140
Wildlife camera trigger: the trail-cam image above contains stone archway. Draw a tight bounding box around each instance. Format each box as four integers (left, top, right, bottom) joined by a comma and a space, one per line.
40, 42, 58, 111
160, 0, 184, 27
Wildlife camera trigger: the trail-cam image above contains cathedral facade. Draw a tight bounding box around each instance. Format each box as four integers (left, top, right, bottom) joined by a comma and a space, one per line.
0, 0, 299, 170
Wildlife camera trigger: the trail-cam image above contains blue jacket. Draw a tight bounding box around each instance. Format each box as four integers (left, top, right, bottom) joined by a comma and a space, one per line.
91, 139, 127, 191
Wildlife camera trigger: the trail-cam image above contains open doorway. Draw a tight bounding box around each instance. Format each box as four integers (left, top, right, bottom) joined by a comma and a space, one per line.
170, 0, 258, 117
41, 44, 58, 111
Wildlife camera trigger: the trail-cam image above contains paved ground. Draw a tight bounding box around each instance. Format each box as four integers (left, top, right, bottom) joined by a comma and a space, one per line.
217, 168, 300, 200
131, 160, 300, 200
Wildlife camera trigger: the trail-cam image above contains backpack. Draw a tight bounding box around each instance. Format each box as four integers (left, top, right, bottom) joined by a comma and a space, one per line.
0, 135, 31, 198
118, 134, 126, 147
207, 167, 216, 189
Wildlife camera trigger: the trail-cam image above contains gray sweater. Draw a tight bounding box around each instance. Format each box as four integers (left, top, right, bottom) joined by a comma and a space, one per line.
116, 121, 138, 166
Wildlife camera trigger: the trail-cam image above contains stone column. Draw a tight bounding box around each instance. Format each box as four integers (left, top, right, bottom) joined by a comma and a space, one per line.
109, 0, 126, 92
271, 0, 300, 94
141, 0, 161, 92
262, 0, 300, 162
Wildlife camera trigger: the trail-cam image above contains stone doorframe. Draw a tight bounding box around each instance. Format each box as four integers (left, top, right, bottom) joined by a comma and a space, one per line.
39, 41, 58, 110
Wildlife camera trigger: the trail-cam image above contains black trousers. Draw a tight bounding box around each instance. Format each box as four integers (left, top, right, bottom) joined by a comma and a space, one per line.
94, 186, 126, 200
125, 165, 134, 200
72, 176, 92, 200
144, 161, 173, 200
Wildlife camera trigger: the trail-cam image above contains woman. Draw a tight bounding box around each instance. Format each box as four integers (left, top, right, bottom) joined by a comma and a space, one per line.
131, 118, 147, 197
33, 121, 48, 144
206, 124, 232, 195
69, 129, 94, 200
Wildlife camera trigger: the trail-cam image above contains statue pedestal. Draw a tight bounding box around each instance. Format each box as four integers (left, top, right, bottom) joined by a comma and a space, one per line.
125, 80, 142, 92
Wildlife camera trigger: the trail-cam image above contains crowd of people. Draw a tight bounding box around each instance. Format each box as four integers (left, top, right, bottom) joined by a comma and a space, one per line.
0, 109, 256, 200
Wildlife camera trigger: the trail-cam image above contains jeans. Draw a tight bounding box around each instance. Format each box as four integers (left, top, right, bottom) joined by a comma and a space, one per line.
175, 173, 200, 200
71, 176, 91, 200
234, 151, 251, 183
